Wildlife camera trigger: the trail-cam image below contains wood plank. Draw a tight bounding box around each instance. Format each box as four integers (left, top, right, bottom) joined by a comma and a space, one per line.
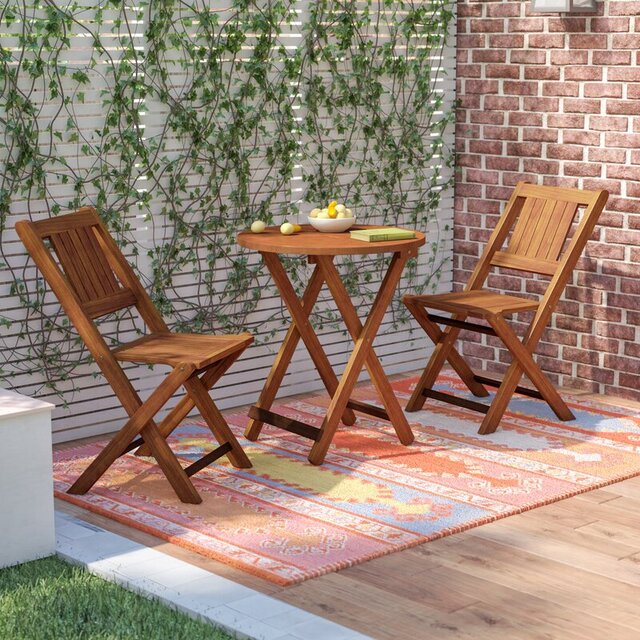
31, 208, 99, 235
280, 573, 481, 640
184, 442, 232, 477
473, 374, 544, 400
576, 518, 640, 550
83, 225, 122, 293
468, 516, 640, 587
427, 313, 497, 335
427, 536, 640, 633
49, 232, 93, 302
65, 228, 108, 298
515, 196, 548, 257
413, 290, 539, 316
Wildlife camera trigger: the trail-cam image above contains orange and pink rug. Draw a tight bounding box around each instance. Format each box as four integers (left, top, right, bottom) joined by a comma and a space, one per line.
53, 374, 640, 585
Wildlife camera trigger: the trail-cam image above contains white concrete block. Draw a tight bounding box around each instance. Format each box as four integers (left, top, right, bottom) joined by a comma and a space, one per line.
0, 388, 55, 568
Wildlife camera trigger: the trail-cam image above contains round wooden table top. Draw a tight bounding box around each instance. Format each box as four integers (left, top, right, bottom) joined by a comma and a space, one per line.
237, 224, 425, 256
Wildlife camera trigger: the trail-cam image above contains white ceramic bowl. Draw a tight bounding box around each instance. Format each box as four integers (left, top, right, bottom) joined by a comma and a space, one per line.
307, 216, 356, 233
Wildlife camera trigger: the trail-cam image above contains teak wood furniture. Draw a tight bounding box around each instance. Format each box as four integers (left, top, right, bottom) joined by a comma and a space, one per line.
237, 224, 425, 465
17, 208, 253, 504
403, 182, 608, 435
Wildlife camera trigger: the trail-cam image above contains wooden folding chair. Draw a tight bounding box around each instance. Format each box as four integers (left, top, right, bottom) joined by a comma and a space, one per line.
17, 208, 253, 504
403, 182, 608, 434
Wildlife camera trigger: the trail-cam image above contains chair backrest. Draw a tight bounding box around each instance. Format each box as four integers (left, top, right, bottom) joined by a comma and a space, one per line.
16, 207, 169, 342
467, 182, 608, 286
465, 182, 608, 343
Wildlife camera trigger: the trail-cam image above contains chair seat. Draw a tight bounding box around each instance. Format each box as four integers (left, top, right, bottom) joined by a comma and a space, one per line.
113, 332, 253, 370
407, 290, 539, 318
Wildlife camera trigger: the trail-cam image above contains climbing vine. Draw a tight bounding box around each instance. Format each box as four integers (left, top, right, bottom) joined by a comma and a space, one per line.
0, 0, 455, 399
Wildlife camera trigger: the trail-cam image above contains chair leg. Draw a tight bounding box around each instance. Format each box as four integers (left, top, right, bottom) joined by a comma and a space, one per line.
478, 360, 524, 435
69, 365, 202, 504
488, 315, 575, 422
182, 374, 252, 469
135, 351, 242, 457
403, 298, 489, 412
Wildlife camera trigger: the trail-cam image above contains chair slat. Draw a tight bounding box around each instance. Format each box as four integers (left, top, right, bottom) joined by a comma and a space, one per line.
76, 226, 122, 296
508, 197, 546, 257
520, 198, 558, 257
49, 233, 93, 303
31, 209, 98, 235
543, 200, 579, 261
517, 182, 600, 205
505, 196, 538, 255
65, 228, 107, 299
83, 289, 138, 319
83, 227, 121, 294
490, 251, 558, 276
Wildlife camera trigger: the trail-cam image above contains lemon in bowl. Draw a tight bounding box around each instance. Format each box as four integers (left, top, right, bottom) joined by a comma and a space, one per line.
308, 204, 355, 233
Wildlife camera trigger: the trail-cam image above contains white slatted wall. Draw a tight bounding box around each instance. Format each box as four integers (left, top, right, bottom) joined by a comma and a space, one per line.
0, 1, 456, 443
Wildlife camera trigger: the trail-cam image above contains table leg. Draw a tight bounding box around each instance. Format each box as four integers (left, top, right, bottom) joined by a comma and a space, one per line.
309, 251, 412, 465
247, 254, 356, 441
315, 255, 414, 446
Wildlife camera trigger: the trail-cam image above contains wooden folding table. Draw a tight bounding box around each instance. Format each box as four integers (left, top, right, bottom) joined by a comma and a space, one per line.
237, 224, 425, 465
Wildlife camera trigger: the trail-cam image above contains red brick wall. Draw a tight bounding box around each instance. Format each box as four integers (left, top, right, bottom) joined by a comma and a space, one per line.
454, 0, 640, 400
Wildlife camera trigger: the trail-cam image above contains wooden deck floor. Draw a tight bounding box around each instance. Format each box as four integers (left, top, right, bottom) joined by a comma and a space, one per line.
56, 386, 640, 640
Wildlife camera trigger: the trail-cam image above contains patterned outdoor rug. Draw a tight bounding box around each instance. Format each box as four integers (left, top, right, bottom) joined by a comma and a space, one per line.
53, 374, 640, 585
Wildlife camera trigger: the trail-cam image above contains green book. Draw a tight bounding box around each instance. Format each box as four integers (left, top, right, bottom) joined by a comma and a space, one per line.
350, 227, 416, 242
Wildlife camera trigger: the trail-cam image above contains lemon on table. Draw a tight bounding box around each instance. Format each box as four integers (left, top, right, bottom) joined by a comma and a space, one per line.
250, 220, 266, 233
292, 223, 302, 232
280, 222, 295, 235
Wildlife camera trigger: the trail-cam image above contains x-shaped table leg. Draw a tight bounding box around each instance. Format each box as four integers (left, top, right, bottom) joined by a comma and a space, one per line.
309, 251, 415, 465
315, 255, 414, 446
245, 255, 356, 441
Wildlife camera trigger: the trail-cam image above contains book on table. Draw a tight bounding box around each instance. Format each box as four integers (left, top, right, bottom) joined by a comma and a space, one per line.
350, 227, 416, 242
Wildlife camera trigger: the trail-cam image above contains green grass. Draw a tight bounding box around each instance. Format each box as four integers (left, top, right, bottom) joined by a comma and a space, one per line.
0, 556, 234, 640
